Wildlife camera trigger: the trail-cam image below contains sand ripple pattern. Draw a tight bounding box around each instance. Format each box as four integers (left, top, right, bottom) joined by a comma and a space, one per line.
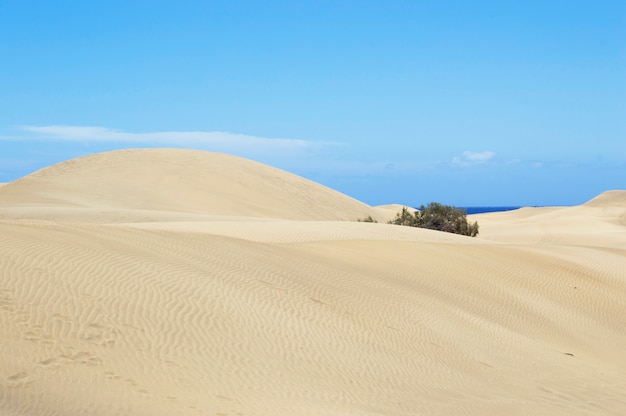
1, 219, 626, 415
1, 151, 625, 415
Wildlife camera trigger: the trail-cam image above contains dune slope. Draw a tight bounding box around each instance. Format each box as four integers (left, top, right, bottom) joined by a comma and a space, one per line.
473, 191, 626, 247
0, 149, 384, 222
1, 149, 626, 416
584, 190, 626, 208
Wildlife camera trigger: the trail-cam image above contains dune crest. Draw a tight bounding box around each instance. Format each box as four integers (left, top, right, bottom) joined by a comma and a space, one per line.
0, 149, 385, 222
583, 190, 626, 207
472, 191, 626, 247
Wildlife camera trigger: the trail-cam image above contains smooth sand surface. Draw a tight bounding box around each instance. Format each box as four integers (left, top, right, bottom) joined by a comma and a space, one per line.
0, 149, 386, 223
1, 149, 625, 416
471, 192, 626, 248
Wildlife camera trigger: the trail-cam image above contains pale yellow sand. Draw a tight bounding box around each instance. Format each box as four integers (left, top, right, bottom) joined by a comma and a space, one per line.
0, 149, 387, 223
471, 191, 626, 248
1, 150, 625, 416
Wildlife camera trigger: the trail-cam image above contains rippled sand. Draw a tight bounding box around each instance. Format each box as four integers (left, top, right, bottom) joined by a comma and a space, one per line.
1, 149, 625, 415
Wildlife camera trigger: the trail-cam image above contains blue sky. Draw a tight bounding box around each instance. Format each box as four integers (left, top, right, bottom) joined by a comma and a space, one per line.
1, 1, 624, 206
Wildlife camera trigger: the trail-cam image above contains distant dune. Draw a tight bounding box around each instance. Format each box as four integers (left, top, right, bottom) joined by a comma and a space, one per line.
1, 149, 625, 416
472, 190, 626, 247
583, 189, 626, 208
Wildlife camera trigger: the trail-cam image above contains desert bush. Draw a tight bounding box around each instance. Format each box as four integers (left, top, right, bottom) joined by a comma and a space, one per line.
356, 215, 378, 223
389, 203, 479, 237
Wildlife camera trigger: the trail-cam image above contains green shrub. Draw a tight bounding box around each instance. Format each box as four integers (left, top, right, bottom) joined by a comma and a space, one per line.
356, 215, 378, 223
389, 203, 479, 237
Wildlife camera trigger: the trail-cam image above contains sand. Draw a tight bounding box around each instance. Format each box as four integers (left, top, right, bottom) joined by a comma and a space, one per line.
1, 149, 625, 416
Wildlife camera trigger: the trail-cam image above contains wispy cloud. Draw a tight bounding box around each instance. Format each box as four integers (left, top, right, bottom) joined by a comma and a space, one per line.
452, 150, 496, 166
15, 125, 336, 154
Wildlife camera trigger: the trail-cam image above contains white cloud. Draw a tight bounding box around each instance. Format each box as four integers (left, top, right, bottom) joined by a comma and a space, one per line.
15, 125, 338, 154
452, 150, 496, 166
461, 150, 495, 162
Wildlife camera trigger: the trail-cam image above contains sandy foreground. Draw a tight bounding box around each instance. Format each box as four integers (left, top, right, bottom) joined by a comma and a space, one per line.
1, 149, 625, 416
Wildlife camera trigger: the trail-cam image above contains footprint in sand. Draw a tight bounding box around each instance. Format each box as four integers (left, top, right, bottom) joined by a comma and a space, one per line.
80, 323, 120, 347
5, 371, 32, 388
37, 357, 59, 368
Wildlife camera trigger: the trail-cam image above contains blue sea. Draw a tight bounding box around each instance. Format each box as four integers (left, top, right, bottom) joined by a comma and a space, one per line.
462, 206, 522, 214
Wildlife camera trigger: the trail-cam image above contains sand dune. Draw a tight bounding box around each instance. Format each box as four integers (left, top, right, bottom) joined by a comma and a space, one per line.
1, 149, 626, 415
0, 149, 387, 223
584, 190, 626, 208
473, 191, 626, 248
